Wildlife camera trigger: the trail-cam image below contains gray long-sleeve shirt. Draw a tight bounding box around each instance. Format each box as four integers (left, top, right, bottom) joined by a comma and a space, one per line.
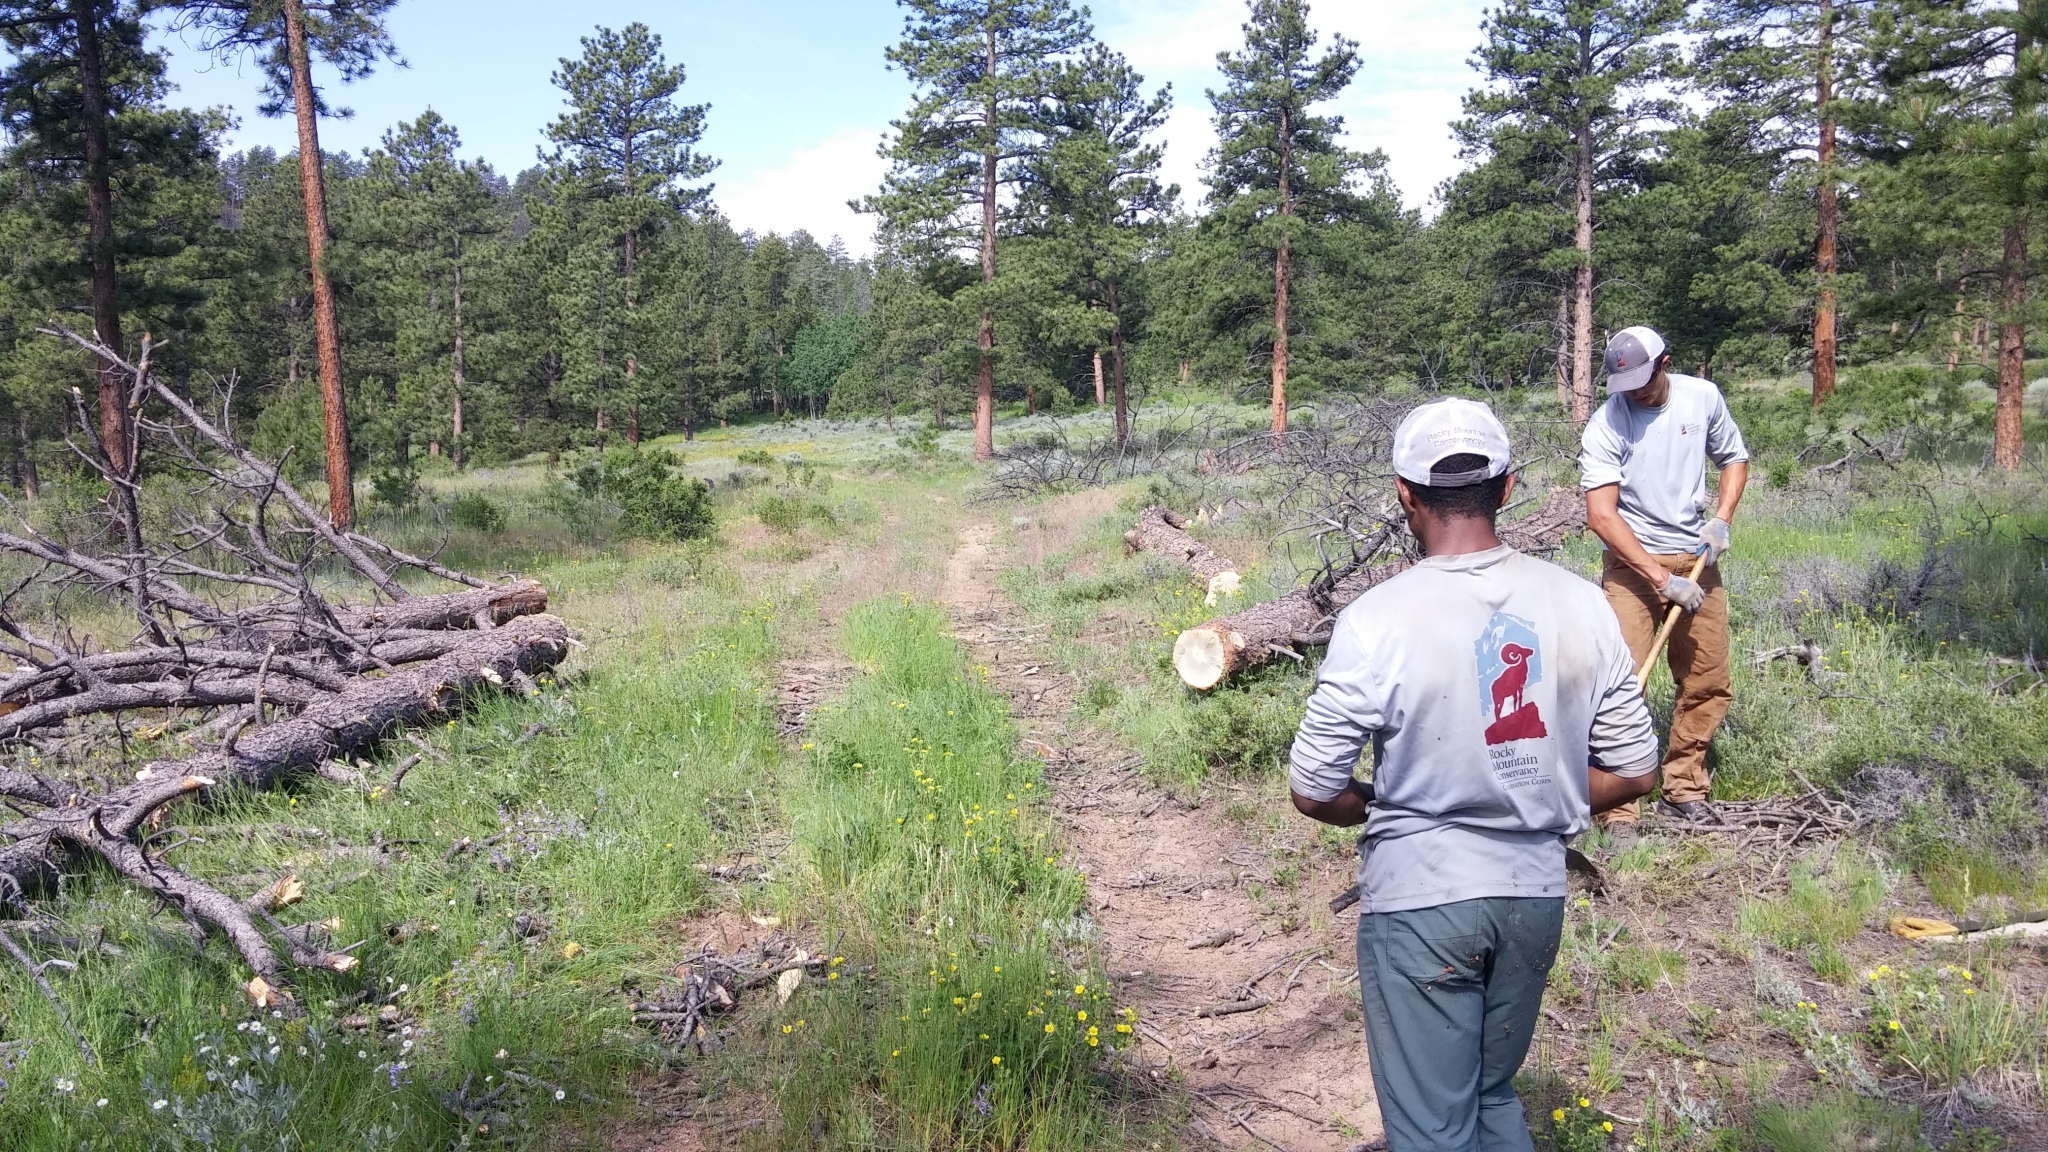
1289, 546, 1659, 914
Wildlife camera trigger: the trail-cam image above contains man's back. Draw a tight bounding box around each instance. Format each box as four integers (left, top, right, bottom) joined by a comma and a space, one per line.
1290, 545, 1656, 914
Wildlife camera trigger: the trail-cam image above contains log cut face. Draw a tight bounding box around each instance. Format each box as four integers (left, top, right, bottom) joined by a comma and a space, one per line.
1168, 488, 1586, 690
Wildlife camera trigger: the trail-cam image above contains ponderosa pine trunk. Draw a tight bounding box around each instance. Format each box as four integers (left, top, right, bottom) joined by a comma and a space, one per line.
450, 242, 465, 468
1270, 106, 1292, 438
973, 28, 997, 462
1107, 280, 1129, 447
1996, 217, 2027, 470
71, 0, 128, 476
1811, 0, 1839, 407
1572, 119, 1595, 425
283, 0, 353, 529
1554, 289, 1571, 412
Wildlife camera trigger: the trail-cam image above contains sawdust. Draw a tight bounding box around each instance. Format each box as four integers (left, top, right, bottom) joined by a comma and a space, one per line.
942, 497, 1385, 1152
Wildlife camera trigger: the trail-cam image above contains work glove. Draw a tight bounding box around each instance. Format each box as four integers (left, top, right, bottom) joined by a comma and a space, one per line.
1697, 518, 1731, 565
1659, 573, 1706, 613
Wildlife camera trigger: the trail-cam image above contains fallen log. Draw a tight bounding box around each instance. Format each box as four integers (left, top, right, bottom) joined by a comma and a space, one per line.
0, 612, 570, 989
1126, 506, 1239, 588
1169, 488, 1586, 689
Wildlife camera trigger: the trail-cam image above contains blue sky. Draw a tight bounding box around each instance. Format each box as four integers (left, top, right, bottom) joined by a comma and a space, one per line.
151, 0, 1493, 255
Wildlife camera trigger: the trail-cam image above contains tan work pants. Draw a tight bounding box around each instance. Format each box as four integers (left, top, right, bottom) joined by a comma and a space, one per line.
1598, 551, 1731, 823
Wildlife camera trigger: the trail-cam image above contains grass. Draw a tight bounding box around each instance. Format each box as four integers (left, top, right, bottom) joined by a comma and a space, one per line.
1738, 852, 1891, 981
5, 387, 2047, 1148
0, 546, 781, 1148
738, 599, 1150, 1148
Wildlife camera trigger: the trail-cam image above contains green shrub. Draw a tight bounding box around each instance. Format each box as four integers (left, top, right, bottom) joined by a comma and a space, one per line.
572, 448, 714, 542
757, 491, 835, 537
371, 467, 419, 510
449, 493, 505, 534
736, 448, 775, 467
898, 426, 941, 456
1179, 678, 1304, 777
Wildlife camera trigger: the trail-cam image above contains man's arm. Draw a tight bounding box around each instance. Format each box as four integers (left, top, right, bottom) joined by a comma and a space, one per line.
1586, 483, 1671, 590
1292, 779, 1374, 827
1713, 460, 1748, 525
1591, 763, 1659, 814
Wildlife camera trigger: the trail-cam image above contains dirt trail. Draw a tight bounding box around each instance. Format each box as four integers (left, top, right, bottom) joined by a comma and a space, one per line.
941, 513, 1384, 1152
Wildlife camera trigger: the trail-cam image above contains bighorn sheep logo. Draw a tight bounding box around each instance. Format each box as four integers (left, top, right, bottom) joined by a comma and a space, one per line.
1490, 643, 1535, 721
1476, 614, 1549, 746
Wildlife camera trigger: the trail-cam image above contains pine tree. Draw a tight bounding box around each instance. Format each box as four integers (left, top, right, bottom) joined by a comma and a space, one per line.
1206, 0, 1375, 435
1696, 0, 1885, 404
544, 22, 716, 444
161, 0, 402, 527
1466, 0, 1684, 422
865, 0, 1093, 460
1017, 44, 1173, 444
0, 0, 219, 498
361, 110, 501, 468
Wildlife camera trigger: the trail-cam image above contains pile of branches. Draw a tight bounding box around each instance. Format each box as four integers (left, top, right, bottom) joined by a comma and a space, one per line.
976, 404, 1254, 502
633, 936, 837, 1055
0, 329, 570, 1005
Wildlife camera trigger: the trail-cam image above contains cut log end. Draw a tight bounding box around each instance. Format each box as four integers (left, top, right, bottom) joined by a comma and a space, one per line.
1173, 627, 1233, 691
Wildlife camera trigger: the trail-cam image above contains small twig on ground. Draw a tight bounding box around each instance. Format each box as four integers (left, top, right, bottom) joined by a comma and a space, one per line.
0, 926, 94, 1063
1196, 996, 1271, 1019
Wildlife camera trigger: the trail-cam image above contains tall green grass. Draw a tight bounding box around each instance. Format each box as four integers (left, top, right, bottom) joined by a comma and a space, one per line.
0, 567, 781, 1149
748, 599, 1146, 1150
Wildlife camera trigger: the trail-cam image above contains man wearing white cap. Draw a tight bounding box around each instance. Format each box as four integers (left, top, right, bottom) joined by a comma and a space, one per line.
1581, 326, 1750, 828
1289, 398, 1662, 1151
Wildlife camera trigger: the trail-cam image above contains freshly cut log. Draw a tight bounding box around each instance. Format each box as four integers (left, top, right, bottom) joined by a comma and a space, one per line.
1170, 488, 1586, 689
1125, 505, 1242, 605
1126, 506, 1237, 581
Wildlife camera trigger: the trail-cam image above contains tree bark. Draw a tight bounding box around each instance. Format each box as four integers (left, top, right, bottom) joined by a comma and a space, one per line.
71, 0, 128, 477
1271, 107, 1292, 437
451, 240, 465, 468
974, 27, 998, 462
1996, 216, 2027, 470
283, 0, 353, 529
1093, 348, 1105, 407
0, 613, 572, 982
1572, 120, 1595, 425
1812, 0, 1839, 407
1167, 488, 1587, 689
16, 413, 37, 499
1125, 506, 1237, 583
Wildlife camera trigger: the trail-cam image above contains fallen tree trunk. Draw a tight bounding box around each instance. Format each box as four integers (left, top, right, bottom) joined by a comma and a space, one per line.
1169, 488, 1586, 689
1126, 506, 1238, 584
0, 612, 570, 990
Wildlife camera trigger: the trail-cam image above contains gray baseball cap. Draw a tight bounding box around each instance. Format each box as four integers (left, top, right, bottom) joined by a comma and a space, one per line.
1604, 326, 1667, 392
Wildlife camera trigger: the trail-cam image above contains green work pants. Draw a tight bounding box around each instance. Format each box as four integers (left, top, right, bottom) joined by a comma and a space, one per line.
1356, 896, 1564, 1152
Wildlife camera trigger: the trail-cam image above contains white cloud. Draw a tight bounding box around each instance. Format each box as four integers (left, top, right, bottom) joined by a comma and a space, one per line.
715, 128, 888, 256
1094, 0, 1489, 214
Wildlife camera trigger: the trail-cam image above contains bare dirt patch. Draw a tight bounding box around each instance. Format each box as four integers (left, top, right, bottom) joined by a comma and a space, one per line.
941, 510, 1385, 1152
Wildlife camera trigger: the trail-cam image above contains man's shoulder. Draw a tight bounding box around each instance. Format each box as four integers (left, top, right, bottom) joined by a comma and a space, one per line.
1668, 373, 1728, 407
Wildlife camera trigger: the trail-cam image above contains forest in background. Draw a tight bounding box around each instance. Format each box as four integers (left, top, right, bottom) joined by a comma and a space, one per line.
1, 0, 2043, 502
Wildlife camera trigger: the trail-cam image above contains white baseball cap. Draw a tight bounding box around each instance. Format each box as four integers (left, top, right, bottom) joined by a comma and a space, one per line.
1391, 398, 1512, 486
1604, 326, 1667, 392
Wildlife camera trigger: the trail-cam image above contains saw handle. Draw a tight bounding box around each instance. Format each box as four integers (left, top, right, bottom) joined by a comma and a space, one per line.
1634, 549, 1709, 689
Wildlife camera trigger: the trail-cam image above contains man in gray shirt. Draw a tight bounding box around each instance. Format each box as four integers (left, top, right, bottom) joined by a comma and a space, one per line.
1290, 398, 1661, 1151
1580, 326, 1749, 827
